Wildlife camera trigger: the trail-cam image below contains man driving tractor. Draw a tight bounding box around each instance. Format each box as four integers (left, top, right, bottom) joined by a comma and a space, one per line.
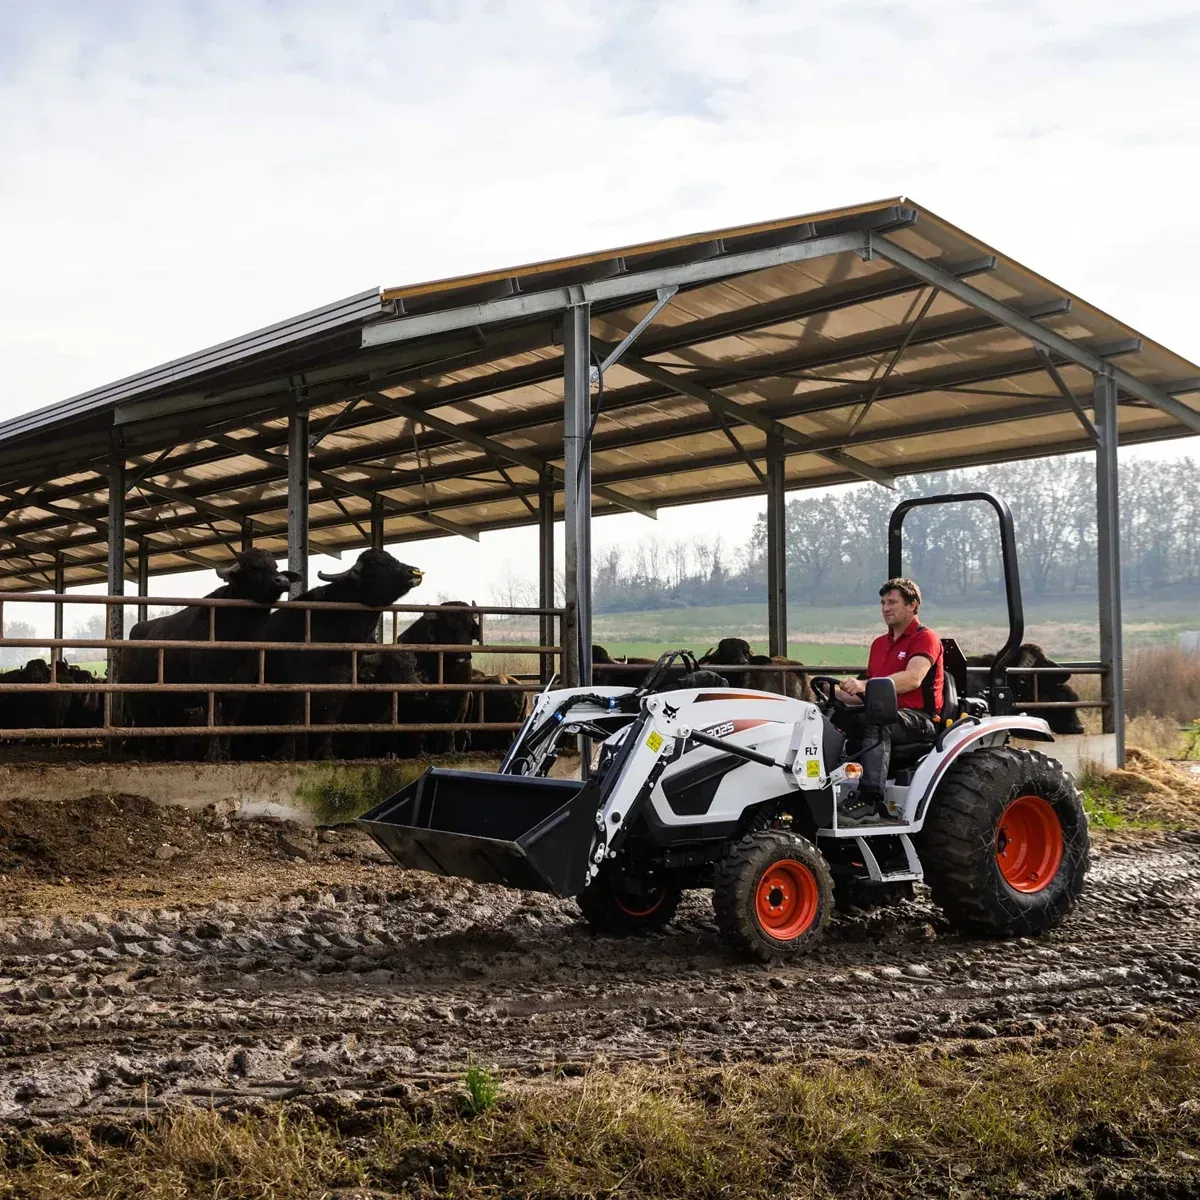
836, 577, 944, 824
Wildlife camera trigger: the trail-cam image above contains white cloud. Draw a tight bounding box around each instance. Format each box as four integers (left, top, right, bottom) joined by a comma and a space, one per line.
0, 0, 1196, 607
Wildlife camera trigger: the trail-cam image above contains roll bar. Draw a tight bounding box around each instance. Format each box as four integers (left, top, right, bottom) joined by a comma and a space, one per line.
887, 491, 1024, 714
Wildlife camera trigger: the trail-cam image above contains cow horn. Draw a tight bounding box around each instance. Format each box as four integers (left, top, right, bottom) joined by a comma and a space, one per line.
279, 570, 302, 584
215, 562, 240, 580
317, 562, 361, 582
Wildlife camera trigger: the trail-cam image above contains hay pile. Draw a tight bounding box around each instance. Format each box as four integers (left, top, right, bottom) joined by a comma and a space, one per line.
1103, 747, 1200, 827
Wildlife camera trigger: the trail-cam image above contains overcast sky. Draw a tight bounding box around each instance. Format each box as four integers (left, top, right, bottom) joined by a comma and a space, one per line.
1, 0, 1198, 613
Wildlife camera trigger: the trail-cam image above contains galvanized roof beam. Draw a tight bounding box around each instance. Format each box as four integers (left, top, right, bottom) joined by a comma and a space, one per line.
872, 236, 1200, 435
5, 388, 1164, 586
208, 433, 480, 543
0, 337, 1152, 553
0, 273, 1056, 503
612, 351, 896, 489
368, 393, 657, 520
362, 229, 876, 348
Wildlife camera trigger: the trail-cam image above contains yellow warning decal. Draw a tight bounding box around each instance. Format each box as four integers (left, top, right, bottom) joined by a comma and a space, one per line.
646, 731, 664, 753
806, 759, 820, 778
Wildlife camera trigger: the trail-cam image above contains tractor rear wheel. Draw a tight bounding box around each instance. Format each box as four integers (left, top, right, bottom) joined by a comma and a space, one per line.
576, 870, 683, 936
713, 830, 833, 961
919, 747, 1088, 936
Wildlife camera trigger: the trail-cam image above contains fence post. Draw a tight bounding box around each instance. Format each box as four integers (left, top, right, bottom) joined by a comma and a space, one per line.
539, 469, 556, 684
766, 434, 788, 659
562, 302, 592, 689
107, 451, 127, 727
137, 536, 149, 627
1094, 370, 1125, 766
287, 404, 310, 598
53, 553, 65, 647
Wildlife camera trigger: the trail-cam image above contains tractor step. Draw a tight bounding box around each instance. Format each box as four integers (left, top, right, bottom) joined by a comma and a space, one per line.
357, 767, 602, 898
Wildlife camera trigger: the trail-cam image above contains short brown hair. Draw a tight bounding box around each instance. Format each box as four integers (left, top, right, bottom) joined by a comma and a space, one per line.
880, 577, 922, 609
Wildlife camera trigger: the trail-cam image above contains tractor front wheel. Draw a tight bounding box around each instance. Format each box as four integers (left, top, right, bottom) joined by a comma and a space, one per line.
919, 747, 1088, 936
576, 870, 683, 936
713, 830, 833, 961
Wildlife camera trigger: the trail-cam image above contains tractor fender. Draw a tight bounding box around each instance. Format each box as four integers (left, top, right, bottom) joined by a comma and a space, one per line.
907, 715, 1054, 826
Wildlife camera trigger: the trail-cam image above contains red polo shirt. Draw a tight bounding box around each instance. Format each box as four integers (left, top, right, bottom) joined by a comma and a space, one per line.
867, 619, 944, 712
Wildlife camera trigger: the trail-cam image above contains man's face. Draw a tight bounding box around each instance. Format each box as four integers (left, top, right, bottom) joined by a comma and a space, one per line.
880, 589, 919, 631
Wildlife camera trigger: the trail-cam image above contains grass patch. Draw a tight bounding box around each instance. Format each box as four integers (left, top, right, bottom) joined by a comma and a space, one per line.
1080, 770, 1155, 832
7, 1026, 1200, 1198
461, 1063, 501, 1116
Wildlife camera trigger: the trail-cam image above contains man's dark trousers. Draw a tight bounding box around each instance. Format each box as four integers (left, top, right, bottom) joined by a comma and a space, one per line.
837, 708, 936, 797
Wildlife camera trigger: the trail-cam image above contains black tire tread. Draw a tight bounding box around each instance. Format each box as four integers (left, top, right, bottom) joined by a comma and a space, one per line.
713, 830, 833, 962
576, 872, 683, 936
919, 746, 1089, 936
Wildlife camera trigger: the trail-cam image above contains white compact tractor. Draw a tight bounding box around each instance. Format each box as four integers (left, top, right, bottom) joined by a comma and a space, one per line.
360, 493, 1089, 960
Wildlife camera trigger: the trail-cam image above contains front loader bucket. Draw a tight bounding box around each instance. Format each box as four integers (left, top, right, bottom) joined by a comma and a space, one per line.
356, 768, 601, 897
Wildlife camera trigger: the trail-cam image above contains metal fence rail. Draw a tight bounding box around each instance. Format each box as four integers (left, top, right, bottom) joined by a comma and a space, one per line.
0, 591, 564, 744
0, 588, 1104, 745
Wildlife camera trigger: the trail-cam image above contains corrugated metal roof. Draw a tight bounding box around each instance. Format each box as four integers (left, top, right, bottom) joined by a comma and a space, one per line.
0, 198, 1196, 590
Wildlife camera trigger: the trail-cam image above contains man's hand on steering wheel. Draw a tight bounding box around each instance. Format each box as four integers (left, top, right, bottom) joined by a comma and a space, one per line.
838, 677, 866, 702
810, 675, 862, 713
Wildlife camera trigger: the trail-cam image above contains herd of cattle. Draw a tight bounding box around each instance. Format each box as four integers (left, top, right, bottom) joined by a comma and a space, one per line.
0, 546, 1086, 759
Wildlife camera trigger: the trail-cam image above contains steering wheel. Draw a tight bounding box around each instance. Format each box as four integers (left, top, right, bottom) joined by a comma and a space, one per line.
809, 675, 856, 714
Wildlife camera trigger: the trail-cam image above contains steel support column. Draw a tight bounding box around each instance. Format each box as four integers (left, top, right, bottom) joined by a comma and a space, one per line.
136, 536, 149, 627
765, 435, 788, 658
53, 553, 65, 645
562, 302, 592, 689
539, 470, 556, 685
240, 518, 254, 553
287, 409, 310, 598
1094, 371, 1125, 765
107, 454, 126, 725
370, 495, 384, 550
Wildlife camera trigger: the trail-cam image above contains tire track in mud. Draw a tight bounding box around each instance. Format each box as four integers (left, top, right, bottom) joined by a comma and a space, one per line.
3, 834, 1200, 1121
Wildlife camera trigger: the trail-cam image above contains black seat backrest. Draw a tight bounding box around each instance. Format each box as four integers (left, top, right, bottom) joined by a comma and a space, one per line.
940, 637, 967, 721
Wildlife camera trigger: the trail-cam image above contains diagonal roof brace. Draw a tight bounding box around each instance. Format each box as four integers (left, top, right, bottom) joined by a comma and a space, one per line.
870, 236, 1200, 436
1034, 349, 1099, 444
592, 287, 678, 382
612, 352, 896, 489
369, 392, 658, 519
209, 433, 480, 543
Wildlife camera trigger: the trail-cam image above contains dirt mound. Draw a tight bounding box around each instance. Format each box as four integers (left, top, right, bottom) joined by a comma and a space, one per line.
1103, 747, 1200, 826
0, 792, 287, 883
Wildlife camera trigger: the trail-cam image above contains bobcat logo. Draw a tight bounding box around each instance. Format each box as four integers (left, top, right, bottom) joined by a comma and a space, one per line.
662, 702, 679, 720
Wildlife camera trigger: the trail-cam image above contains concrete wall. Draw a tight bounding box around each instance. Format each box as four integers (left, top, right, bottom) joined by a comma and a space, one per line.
1012, 733, 1118, 777
0, 757, 501, 826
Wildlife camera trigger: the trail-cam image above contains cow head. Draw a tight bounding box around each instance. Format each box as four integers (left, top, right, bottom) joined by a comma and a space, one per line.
423, 600, 482, 646
1010, 643, 1086, 735
592, 644, 614, 664
705, 637, 753, 665
216, 550, 301, 604
317, 548, 424, 606
17, 658, 52, 683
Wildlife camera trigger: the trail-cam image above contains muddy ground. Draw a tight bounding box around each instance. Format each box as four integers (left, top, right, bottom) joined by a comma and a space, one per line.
2, 775, 1200, 1127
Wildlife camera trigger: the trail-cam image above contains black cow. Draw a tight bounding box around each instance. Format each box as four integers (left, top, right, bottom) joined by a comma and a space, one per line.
699, 638, 808, 700
249, 549, 423, 760
0, 658, 69, 734
334, 647, 424, 759
964, 643, 1085, 735
55, 661, 102, 729
119, 550, 299, 760
398, 602, 481, 752
592, 644, 656, 688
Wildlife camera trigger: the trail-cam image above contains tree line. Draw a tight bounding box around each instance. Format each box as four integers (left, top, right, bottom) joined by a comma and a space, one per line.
592, 455, 1200, 612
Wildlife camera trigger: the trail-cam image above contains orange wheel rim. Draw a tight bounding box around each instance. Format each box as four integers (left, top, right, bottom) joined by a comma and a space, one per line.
614, 888, 665, 917
755, 859, 820, 940
996, 794, 1064, 894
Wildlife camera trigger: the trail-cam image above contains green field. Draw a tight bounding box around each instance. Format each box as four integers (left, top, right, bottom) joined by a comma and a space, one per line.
597, 640, 866, 667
